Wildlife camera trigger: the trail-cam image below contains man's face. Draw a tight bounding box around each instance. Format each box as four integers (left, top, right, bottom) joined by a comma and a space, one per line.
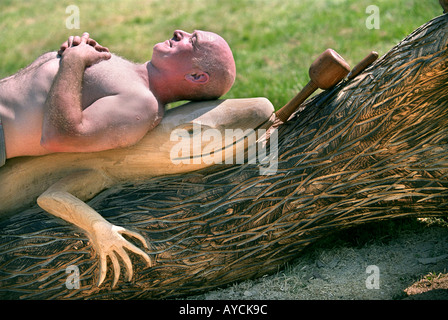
152, 30, 220, 74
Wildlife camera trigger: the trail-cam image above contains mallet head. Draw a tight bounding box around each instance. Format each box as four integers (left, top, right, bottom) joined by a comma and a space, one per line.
309, 49, 350, 89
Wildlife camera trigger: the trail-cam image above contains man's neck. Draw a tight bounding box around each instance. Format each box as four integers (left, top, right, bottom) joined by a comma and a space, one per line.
144, 61, 184, 105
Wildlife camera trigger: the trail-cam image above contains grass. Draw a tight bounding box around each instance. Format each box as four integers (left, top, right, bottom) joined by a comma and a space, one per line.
0, 0, 442, 109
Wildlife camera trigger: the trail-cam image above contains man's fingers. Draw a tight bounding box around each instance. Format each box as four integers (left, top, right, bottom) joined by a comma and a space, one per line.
63, 33, 109, 55
66, 33, 89, 48
96, 44, 110, 53
67, 36, 74, 47
89, 40, 110, 54
73, 36, 82, 46
103, 52, 112, 61
88, 39, 97, 47
58, 41, 69, 55
60, 32, 110, 66
81, 32, 90, 44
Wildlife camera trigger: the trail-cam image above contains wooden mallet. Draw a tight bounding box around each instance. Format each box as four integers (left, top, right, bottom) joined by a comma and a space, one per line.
275, 48, 350, 123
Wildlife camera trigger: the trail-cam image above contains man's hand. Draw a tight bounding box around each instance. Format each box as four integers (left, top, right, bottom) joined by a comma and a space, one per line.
42, 32, 111, 149
58, 32, 111, 67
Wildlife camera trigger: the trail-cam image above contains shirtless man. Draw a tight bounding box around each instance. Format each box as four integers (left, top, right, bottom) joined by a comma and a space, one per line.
0, 30, 236, 167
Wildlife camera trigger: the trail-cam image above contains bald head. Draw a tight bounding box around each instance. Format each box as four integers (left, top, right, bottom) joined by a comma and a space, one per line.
150, 30, 236, 103
190, 31, 236, 100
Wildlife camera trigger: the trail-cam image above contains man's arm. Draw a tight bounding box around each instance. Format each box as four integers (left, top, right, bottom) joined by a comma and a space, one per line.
41, 33, 155, 153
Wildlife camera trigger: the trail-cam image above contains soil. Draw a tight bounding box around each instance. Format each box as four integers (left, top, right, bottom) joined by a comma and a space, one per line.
189, 218, 448, 300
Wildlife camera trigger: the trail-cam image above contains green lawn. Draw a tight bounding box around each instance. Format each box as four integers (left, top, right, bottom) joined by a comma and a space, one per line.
0, 0, 442, 109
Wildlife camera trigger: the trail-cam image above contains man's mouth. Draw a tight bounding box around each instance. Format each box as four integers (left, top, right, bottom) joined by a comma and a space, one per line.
166, 40, 172, 47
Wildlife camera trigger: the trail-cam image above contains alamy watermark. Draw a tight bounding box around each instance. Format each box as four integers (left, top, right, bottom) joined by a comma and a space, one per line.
65, 265, 80, 289
365, 5, 380, 30
365, 265, 380, 289
66, 5, 80, 29
169, 122, 278, 175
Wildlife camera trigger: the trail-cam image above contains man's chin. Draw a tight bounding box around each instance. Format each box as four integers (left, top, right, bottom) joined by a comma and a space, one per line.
153, 42, 162, 51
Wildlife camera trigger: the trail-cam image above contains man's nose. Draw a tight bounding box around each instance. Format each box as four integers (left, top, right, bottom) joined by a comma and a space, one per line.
174, 30, 191, 40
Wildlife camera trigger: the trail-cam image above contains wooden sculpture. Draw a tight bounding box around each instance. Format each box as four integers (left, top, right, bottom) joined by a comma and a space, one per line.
0, 12, 447, 299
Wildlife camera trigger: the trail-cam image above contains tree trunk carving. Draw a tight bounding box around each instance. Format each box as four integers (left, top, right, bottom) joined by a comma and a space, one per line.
0, 14, 447, 299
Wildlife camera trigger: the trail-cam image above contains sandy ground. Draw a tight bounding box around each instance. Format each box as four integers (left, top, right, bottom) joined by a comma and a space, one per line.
188, 218, 448, 300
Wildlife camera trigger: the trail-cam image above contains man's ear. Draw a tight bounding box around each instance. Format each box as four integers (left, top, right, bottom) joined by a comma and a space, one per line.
185, 71, 210, 84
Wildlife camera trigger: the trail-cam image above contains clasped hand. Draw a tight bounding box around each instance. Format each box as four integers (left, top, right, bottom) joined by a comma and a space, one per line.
58, 32, 111, 67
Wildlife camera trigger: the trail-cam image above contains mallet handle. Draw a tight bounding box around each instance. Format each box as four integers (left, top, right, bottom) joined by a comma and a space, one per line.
275, 81, 318, 123
347, 51, 378, 80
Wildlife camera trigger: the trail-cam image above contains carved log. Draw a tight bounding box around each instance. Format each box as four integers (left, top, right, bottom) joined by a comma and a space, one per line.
0, 14, 447, 299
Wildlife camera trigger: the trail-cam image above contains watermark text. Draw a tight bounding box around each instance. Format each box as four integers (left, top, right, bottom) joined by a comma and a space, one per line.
66, 5, 80, 29
365, 265, 380, 289
170, 122, 278, 175
65, 265, 80, 289
365, 5, 380, 30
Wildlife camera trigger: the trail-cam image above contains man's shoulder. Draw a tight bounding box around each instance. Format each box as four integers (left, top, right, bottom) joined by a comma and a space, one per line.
125, 86, 158, 106
117, 86, 162, 121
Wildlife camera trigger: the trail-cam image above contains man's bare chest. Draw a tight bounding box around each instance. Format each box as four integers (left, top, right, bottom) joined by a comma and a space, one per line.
1, 53, 145, 112
81, 55, 146, 107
